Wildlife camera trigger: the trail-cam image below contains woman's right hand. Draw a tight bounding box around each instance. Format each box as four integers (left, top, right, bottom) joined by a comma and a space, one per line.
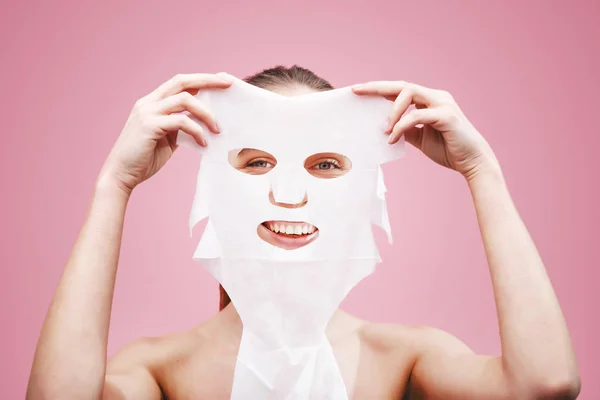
97, 73, 232, 195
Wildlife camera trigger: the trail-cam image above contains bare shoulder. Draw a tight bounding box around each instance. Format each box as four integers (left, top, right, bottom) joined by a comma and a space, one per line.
107, 330, 198, 373
358, 321, 473, 359
335, 317, 475, 398
101, 331, 198, 399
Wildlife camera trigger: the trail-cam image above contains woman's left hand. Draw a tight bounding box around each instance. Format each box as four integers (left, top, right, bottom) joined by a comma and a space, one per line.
352, 81, 500, 181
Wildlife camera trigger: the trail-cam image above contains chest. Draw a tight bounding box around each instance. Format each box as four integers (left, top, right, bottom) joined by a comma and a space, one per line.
156, 336, 411, 400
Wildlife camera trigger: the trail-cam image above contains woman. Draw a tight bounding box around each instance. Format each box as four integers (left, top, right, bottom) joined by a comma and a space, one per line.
27, 66, 581, 399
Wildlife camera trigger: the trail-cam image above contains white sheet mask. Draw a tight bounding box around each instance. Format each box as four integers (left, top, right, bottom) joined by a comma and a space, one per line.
177, 75, 405, 399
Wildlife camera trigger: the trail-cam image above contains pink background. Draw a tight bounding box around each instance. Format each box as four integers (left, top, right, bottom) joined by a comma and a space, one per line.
1, 1, 599, 398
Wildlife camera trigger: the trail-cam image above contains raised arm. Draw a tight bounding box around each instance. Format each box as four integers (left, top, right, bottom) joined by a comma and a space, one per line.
353, 81, 580, 400
27, 73, 231, 400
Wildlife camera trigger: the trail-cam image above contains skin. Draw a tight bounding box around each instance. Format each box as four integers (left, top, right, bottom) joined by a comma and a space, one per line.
27, 73, 581, 400
229, 147, 350, 250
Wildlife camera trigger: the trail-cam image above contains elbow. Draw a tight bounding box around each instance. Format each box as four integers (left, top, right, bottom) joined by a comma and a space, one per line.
505, 354, 581, 400
535, 377, 581, 400
516, 375, 582, 400
27, 376, 104, 400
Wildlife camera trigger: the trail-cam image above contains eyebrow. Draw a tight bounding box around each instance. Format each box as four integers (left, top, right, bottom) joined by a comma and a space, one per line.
237, 148, 251, 157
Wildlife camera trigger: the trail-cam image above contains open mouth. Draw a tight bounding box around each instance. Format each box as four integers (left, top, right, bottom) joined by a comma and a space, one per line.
257, 221, 319, 250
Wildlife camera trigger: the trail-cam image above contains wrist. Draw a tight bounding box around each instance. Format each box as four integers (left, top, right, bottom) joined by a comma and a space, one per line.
94, 171, 133, 202
462, 152, 504, 185
465, 158, 507, 195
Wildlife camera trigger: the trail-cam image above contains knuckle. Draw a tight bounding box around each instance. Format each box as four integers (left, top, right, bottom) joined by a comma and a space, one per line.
440, 105, 459, 122
410, 109, 424, 122
175, 114, 188, 125
133, 97, 147, 110
403, 83, 417, 96
402, 86, 414, 97
172, 74, 188, 89
204, 110, 215, 122
393, 87, 411, 104
439, 89, 454, 101
178, 91, 193, 104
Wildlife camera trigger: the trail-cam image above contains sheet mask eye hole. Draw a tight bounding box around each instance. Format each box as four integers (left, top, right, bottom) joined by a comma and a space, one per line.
228, 148, 277, 175
304, 153, 351, 179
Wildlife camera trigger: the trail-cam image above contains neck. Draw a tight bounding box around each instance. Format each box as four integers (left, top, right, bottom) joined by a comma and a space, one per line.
218, 303, 363, 344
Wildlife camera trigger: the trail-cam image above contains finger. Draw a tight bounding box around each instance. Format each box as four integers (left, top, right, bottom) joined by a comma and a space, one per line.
155, 92, 220, 133
216, 71, 236, 80
353, 81, 437, 106
389, 108, 439, 144
352, 80, 404, 96
155, 114, 206, 147
386, 87, 415, 134
148, 73, 232, 101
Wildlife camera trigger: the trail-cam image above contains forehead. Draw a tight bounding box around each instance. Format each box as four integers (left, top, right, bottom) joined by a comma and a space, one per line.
195, 78, 402, 168
268, 84, 319, 97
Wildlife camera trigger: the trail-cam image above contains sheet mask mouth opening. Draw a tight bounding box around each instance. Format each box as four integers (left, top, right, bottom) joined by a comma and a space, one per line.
257, 221, 320, 250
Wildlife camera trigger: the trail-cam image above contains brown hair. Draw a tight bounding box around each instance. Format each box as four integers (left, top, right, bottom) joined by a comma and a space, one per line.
218, 65, 334, 311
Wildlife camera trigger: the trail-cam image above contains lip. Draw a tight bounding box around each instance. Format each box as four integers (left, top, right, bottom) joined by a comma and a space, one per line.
257, 220, 319, 250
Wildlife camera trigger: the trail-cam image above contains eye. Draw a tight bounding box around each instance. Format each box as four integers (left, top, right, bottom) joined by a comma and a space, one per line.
312, 159, 341, 170
246, 159, 274, 169
228, 148, 277, 175
304, 152, 351, 179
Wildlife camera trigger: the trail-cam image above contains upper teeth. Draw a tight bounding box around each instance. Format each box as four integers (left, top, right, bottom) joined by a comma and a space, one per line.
268, 222, 315, 235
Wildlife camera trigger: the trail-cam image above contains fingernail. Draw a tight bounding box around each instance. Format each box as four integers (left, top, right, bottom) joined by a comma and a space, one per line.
385, 119, 392, 133
215, 122, 221, 133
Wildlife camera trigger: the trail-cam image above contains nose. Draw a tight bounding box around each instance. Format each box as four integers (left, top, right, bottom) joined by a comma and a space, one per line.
269, 167, 308, 207
269, 190, 307, 208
